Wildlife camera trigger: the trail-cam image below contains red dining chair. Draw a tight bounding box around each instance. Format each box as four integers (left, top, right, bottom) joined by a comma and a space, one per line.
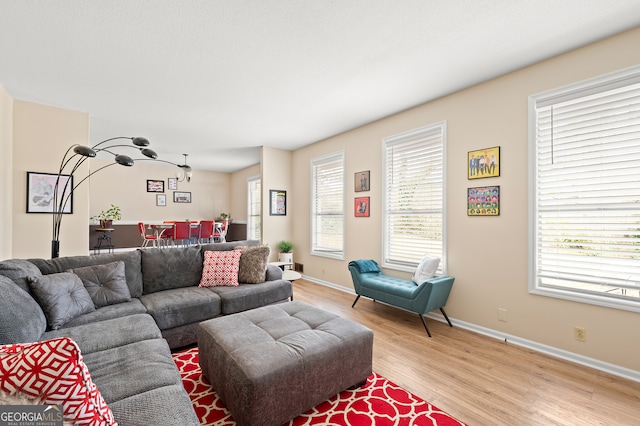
172, 221, 191, 247
138, 222, 161, 248
199, 220, 215, 244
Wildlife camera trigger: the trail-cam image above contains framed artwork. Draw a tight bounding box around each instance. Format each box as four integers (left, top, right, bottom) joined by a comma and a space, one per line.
467, 186, 500, 216
468, 146, 500, 179
355, 170, 370, 192
26, 171, 73, 214
156, 194, 166, 206
147, 179, 165, 192
354, 196, 370, 217
168, 177, 178, 190
173, 191, 191, 203
269, 190, 287, 216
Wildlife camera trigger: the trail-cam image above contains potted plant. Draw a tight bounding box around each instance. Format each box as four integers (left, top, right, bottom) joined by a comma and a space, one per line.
277, 240, 295, 265
90, 204, 122, 229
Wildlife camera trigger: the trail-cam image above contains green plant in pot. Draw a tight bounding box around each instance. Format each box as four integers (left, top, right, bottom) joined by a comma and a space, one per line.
90, 204, 122, 229
277, 240, 295, 265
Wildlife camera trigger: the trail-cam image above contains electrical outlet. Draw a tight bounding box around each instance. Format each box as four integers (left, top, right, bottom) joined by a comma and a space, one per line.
574, 327, 587, 342
498, 308, 508, 322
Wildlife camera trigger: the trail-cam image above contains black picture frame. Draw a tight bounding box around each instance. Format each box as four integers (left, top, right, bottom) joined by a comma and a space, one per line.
270, 190, 286, 216
26, 171, 73, 214
173, 191, 191, 203
147, 179, 165, 192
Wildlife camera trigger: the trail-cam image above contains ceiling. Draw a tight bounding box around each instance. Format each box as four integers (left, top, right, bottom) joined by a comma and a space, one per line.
1, 1, 639, 172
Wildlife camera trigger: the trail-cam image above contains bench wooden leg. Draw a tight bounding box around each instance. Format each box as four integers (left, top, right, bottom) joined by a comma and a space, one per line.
351, 295, 361, 308
418, 314, 432, 337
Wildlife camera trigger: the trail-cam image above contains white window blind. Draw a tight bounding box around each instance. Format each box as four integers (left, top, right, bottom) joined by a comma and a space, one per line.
529, 66, 640, 311
383, 123, 445, 271
247, 176, 261, 241
311, 152, 344, 259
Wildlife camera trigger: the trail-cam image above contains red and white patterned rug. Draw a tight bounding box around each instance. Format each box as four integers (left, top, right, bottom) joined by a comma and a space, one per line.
172, 348, 466, 426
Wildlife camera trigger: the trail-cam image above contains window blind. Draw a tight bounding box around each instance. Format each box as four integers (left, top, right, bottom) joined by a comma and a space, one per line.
247, 176, 261, 241
311, 152, 344, 258
531, 67, 640, 306
383, 123, 445, 269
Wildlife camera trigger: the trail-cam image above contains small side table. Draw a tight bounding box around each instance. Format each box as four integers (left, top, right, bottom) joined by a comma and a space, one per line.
281, 270, 301, 282
94, 228, 115, 254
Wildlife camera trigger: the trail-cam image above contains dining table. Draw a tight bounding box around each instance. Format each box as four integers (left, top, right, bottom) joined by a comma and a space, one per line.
149, 222, 202, 246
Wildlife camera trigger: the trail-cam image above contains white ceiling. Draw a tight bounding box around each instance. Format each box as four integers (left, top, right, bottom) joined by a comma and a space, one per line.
1, 1, 639, 172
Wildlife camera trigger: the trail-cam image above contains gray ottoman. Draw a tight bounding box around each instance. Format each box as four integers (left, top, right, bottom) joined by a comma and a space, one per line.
197, 300, 373, 426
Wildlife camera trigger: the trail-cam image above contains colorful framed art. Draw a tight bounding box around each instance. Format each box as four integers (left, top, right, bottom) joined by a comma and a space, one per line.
468, 146, 500, 179
26, 171, 73, 214
147, 179, 164, 192
354, 196, 370, 217
467, 186, 500, 216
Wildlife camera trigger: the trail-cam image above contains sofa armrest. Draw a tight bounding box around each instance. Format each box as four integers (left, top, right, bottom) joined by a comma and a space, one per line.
266, 264, 283, 281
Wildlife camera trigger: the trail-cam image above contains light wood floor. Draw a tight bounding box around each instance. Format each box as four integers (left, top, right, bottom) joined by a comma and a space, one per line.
292, 279, 640, 426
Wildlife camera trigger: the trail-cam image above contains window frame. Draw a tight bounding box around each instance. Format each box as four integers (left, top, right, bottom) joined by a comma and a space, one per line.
528, 65, 640, 312
310, 151, 345, 260
246, 175, 261, 241
382, 122, 447, 273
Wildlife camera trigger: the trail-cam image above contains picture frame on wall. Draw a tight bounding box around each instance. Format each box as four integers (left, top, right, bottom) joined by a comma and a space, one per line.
354, 196, 370, 217
147, 179, 165, 192
173, 191, 191, 203
156, 194, 166, 206
168, 177, 178, 190
269, 190, 287, 216
468, 146, 500, 179
26, 171, 73, 214
355, 170, 370, 192
467, 186, 500, 216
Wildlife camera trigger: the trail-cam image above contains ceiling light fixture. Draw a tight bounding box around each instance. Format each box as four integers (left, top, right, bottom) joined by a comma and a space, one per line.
176, 153, 192, 183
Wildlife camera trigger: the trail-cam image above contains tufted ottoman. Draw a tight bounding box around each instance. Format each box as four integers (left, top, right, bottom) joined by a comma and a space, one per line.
197, 300, 374, 426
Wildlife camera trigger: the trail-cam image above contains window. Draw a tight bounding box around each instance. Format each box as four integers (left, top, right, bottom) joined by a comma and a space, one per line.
247, 175, 261, 241
311, 152, 344, 259
383, 122, 446, 271
529, 65, 640, 312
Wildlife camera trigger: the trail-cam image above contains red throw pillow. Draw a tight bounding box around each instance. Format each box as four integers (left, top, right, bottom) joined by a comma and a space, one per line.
199, 249, 242, 287
0, 337, 117, 425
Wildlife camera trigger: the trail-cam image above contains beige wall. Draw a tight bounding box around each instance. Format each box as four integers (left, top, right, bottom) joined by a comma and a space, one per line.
0, 84, 13, 260
12, 101, 90, 259
261, 147, 293, 261
87, 158, 231, 224
291, 27, 640, 372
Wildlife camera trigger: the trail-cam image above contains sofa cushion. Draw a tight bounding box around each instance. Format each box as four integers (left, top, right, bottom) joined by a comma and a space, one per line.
0, 337, 117, 425
29, 250, 144, 298
209, 280, 293, 314
60, 299, 148, 329
237, 245, 270, 284
43, 313, 162, 356
28, 272, 95, 330
140, 287, 222, 330
141, 246, 203, 294
199, 249, 242, 287
412, 256, 440, 284
0, 258, 43, 294
69, 261, 131, 308
0, 275, 46, 344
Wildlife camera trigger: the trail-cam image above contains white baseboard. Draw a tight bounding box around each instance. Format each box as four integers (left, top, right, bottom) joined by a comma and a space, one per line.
302, 275, 640, 383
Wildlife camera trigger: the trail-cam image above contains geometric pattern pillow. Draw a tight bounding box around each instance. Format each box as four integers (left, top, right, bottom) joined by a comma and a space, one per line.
69, 261, 131, 308
198, 250, 241, 287
237, 245, 270, 284
27, 273, 95, 330
412, 256, 441, 285
0, 337, 118, 425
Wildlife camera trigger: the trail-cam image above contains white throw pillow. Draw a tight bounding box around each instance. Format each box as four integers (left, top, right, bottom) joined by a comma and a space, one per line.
412, 256, 440, 284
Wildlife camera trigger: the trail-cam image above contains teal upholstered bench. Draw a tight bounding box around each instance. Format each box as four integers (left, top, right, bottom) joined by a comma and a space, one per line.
348, 259, 454, 337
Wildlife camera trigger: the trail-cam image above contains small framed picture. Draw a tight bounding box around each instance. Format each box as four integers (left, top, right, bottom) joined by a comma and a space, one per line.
355, 170, 370, 192
269, 190, 286, 216
147, 179, 165, 192
467, 186, 500, 216
173, 191, 191, 203
354, 196, 370, 217
156, 194, 166, 206
468, 146, 500, 179
26, 171, 73, 214
168, 177, 178, 190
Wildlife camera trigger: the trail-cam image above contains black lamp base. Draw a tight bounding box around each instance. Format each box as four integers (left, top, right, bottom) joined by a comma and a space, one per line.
51, 240, 60, 259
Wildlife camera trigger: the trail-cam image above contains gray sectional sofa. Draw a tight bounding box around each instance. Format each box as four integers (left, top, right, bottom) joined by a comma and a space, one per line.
0, 241, 292, 425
